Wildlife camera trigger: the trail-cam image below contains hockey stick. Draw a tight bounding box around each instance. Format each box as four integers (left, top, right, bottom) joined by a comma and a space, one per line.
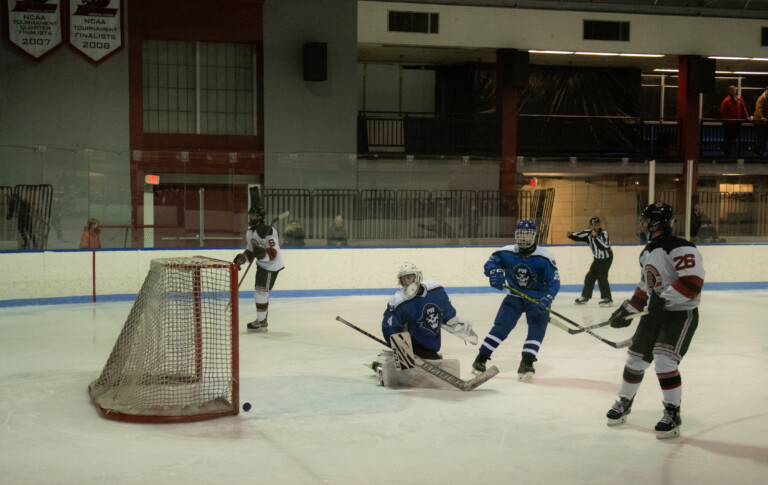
270, 210, 291, 226
238, 259, 253, 289
568, 311, 648, 334
335, 316, 499, 391
502, 283, 589, 334
502, 284, 633, 349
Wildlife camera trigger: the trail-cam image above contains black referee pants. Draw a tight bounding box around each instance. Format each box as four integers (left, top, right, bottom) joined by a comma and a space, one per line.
582, 257, 612, 300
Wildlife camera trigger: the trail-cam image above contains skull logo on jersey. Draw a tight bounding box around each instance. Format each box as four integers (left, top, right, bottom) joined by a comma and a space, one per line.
512, 264, 534, 289
418, 303, 444, 336
644, 264, 663, 295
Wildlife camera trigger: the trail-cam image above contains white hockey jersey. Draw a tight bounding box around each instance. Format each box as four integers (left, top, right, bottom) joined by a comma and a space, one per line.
245, 224, 285, 272
627, 234, 704, 312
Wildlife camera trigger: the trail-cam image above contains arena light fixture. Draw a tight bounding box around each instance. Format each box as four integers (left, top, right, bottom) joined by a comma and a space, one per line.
708, 56, 750, 60
574, 51, 618, 56
619, 53, 664, 57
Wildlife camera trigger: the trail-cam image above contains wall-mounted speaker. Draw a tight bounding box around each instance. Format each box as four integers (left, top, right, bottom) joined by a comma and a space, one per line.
503, 50, 529, 88
688, 57, 715, 93
303, 42, 327, 82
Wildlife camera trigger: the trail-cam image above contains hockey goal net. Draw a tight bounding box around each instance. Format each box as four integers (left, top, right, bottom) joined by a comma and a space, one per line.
88, 256, 239, 423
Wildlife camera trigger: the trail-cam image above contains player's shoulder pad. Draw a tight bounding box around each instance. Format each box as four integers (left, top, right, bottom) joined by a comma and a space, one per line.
531, 246, 558, 264
495, 244, 519, 255
255, 223, 274, 239
388, 291, 407, 308
660, 235, 697, 254
421, 280, 443, 292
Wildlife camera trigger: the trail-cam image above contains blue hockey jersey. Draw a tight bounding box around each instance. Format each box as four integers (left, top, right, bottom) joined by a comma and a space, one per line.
486, 245, 561, 301
381, 280, 457, 352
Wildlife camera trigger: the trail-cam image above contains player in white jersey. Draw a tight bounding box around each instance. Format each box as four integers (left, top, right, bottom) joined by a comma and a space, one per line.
233, 207, 285, 332
605, 202, 705, 439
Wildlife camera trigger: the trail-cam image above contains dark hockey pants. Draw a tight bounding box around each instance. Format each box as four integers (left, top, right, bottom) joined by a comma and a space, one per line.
582, 257, 612, 300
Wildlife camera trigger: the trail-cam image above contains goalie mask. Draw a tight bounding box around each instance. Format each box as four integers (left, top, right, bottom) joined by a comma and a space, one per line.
515, 220, 537, 254
397, 262, 423, 299
248, 207, 266, 229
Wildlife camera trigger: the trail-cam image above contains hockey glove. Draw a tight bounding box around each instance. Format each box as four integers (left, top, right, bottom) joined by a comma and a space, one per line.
537, 295, 552, 311
233, 253, 246, 269
609, 302, 632, 328
483, 259, 501, 277
488, 268, 505, 290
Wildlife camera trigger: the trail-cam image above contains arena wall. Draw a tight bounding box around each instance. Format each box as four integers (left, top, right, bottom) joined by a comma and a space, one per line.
0, 244, 764, 307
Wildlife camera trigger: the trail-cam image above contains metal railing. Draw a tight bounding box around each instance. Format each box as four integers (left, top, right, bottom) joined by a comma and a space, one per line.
359, 112, 768, 161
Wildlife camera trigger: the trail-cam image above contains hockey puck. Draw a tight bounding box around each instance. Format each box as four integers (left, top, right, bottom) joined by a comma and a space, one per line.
242, 402, 251, 412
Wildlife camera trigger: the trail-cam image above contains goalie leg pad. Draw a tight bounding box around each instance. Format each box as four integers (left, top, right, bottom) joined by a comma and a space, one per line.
382, 358, 461, 390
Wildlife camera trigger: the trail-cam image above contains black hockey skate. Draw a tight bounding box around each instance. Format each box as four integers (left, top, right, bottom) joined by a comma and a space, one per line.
246, 319, 268, 332
472, 354, 489, 376
606, 395, 634, 426
517, 355, 537, 381
598, 299, 613, 307
655, 402, 681, 439
574, 296, 589, 304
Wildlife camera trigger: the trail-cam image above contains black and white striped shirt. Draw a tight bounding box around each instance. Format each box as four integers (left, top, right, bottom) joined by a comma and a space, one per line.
568, 229, 613, 260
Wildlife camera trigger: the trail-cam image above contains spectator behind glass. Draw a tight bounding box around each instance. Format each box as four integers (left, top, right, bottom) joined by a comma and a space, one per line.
283, 219, 306, 247
79, 217, 102, 249
691, 203, 723, 243
327, 214, 348, 246
719, 85, 749, 157
753, 85, 768, 158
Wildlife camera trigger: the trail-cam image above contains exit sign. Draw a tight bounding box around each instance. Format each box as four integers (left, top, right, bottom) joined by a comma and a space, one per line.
145, 174, 160, 185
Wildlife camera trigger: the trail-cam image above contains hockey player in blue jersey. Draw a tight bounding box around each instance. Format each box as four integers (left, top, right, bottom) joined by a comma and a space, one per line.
472, 220, 561, 380
374, 262, 478, 388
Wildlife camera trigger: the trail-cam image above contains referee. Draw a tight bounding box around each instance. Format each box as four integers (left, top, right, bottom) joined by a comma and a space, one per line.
567, 217, 613, 307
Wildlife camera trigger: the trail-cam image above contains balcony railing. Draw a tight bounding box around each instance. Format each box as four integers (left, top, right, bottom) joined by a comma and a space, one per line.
358, 112, 766, 161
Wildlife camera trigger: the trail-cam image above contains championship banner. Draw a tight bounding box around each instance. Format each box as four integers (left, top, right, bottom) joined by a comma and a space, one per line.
68, 0, 122, 63
5, 0, 63, 60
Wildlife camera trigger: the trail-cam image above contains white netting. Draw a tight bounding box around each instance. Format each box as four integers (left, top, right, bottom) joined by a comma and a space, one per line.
89, 256, 237, 421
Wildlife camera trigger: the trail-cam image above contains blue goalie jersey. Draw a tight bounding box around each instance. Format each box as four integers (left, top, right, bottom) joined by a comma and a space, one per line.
381, 280, 457, 352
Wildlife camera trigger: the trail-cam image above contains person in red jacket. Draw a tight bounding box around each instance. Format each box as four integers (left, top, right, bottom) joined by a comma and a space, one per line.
719, 85, 750, 157
79, 218, 102, 249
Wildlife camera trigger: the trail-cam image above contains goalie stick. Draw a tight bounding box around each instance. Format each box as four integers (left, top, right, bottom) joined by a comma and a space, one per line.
335, 316, 499, 391
502, 284, 633, 349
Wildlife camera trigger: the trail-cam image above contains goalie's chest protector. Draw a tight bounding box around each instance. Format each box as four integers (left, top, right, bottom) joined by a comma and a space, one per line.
400, 282, 455, 336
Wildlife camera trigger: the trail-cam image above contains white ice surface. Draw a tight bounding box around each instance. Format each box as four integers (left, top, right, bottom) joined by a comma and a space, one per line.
1, 291, 767, 485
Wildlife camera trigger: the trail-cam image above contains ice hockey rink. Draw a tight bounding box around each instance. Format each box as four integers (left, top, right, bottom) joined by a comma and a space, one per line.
1, 289, 767, 485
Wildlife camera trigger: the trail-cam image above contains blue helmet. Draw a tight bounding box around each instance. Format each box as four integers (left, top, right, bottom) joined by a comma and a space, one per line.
515, 220, 537, 252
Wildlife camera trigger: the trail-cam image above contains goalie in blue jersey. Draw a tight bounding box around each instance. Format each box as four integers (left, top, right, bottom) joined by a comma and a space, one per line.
472, 220, 561, 381
373, 262, 478, 388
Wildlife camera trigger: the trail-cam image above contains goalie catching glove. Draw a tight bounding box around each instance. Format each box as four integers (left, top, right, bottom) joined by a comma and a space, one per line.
609, 301, 633, 328
443, 316, 478, 345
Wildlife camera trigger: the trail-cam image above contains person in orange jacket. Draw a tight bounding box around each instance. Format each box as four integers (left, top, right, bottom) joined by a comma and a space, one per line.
79, 218, 102, 249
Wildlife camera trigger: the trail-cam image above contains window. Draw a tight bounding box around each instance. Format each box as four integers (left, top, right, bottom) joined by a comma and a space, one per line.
763, 27, 768, 47
388, 11, 439, 34
583, 20, 630, 41
143, 41, 257, 135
